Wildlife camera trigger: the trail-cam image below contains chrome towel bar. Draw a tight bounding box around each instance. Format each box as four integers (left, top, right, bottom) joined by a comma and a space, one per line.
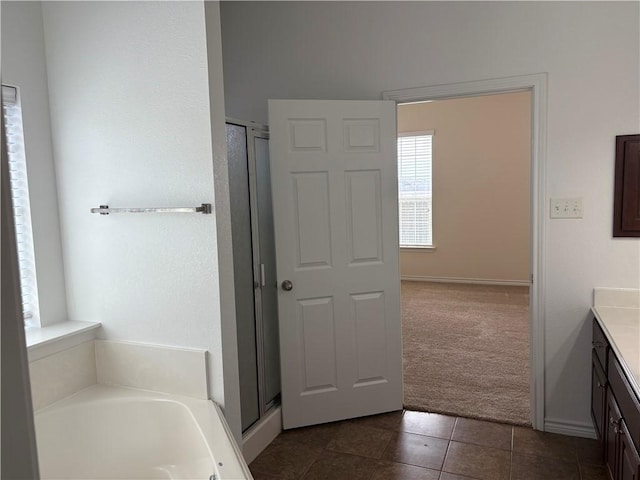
91, 203, 212, 215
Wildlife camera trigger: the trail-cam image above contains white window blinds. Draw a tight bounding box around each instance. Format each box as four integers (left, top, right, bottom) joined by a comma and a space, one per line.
2, 85, 40, 327
398, 133, 433, 247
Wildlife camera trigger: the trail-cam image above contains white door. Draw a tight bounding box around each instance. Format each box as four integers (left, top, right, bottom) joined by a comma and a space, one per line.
268, 100, 403, 429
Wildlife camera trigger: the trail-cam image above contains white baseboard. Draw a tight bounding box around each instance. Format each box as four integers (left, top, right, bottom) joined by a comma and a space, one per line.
400, 275, 530, 287
242, 406, 282, 464
544, 418, 597, 439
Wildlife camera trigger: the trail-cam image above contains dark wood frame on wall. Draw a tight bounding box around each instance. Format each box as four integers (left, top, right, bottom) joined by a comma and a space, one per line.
613, 134, 640, 237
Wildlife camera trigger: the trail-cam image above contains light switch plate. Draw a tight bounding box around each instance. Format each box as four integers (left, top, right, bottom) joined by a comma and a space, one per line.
550, 197, 583, 218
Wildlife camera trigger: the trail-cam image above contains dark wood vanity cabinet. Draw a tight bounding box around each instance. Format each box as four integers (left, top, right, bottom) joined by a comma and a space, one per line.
592, 317, 640, 480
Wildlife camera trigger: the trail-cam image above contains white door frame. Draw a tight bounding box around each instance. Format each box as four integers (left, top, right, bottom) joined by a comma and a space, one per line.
383, 73, 547, 430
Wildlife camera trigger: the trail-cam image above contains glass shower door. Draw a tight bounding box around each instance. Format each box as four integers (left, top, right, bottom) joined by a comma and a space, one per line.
226, 121, 281, 433
252, 134, 280, 409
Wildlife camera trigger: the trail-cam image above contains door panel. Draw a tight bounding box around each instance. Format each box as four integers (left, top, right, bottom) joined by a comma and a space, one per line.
269, 100, 402, 429
351, 291, 387, 385
292, 172, 332, 268
298, 297, 337, 393
346, 171, 383, 263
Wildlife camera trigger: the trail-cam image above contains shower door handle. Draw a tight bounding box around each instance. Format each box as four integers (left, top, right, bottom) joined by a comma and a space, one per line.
260, 264, 266, 288
281, 280, 293, 291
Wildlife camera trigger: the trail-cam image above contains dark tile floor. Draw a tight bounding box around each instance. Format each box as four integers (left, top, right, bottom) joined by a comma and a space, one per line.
249, 410, 607, 480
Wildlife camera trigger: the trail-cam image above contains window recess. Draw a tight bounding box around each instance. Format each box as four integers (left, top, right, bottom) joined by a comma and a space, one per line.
2, 84, 40, 328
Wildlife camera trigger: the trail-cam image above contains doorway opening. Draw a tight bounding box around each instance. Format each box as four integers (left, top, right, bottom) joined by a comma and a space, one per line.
238, 74, 547, 442
394, 90, 534, 426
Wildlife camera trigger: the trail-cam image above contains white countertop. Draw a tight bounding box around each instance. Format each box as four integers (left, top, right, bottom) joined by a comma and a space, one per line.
592, 288, 640, 400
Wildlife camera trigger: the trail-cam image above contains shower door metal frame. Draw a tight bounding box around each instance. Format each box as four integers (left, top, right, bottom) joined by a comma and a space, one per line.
227, 118, 279, 422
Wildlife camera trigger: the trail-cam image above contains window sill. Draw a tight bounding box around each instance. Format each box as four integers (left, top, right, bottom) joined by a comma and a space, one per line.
26, 321, 102, 362
400, 246, 436, 252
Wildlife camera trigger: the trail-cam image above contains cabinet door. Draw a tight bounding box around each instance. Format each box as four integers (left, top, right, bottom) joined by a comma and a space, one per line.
607, 389, 623, 480
593, 352, 608, 441
609, 355, 640, 455
620, 420, 640, 480
614, 134, 640, 237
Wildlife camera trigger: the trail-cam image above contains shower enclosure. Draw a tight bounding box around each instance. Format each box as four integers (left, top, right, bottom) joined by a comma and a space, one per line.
226, 120, 280, 432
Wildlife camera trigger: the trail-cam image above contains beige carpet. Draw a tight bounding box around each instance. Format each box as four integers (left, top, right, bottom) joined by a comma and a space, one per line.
402, 281, 531, 426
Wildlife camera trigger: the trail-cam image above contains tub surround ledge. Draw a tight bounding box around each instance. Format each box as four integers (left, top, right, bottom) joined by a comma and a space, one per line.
95, 340, 208, 399
26, 320, 101, 362
29, 340, 97, 411
29, 339, 210, 412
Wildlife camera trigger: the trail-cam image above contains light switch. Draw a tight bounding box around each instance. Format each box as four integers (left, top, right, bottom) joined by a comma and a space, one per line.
550, 197, 583, 219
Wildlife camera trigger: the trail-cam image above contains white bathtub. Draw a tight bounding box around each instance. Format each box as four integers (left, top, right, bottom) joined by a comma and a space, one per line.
34, 385, 253, 480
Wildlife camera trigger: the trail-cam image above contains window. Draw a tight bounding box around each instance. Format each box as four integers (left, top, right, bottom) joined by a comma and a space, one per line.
398, 132, 433, 247
2, 85, 40, 328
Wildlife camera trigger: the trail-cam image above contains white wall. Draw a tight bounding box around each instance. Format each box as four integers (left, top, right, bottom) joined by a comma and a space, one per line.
41, 1, 240, 438
220, 1, 640, 430
204, 1, 242, 443
1, 1, 68, 327
398, 92, 531, 283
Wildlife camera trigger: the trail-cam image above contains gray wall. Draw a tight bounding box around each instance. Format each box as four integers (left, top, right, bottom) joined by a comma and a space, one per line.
220, 1, 640, 430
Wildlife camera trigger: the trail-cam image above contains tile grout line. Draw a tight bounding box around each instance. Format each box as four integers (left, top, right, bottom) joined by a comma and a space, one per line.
365, 428, 397, 480
378, 424, 395, 461
574, 436, 583, 480
439, 417, 458, 475
297, 445, 326, 480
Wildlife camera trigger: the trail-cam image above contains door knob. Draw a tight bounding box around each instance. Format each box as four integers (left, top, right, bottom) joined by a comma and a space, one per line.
281, 280, 293, 291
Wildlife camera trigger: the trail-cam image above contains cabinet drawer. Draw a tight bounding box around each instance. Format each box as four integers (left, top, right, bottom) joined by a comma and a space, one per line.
593, 318, 609, 371
609, 355, 640, 453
